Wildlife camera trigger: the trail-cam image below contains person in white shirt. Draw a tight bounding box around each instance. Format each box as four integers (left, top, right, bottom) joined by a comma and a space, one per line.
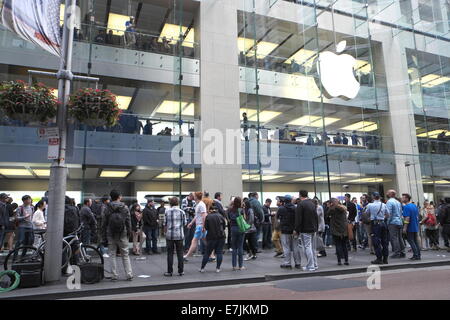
183, 192, 207, 261
32, 200, 46, 247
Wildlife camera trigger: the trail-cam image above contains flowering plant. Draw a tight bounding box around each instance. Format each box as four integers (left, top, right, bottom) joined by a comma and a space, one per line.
68, 88, 121, 127
0, 80, 58, 123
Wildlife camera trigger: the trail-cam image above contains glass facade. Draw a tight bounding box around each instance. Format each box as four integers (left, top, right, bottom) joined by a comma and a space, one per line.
0, 0, 450, 211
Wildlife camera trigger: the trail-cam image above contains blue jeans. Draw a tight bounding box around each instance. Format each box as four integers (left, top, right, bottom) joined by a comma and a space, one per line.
201, 238, 225, 269
407, 232, 421, 258
81, 228, 91, 245
143, 226, 158, 253
231, 226, 245, 268
262, 224, 272, 249
371, 221, 389, 260
15, 226, 34, 248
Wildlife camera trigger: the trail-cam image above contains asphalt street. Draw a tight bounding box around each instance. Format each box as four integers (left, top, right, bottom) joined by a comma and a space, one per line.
71, 265, 450, 300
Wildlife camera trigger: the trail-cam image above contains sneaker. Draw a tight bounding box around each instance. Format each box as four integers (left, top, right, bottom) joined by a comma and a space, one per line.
164, 272, 173, 277
126, 276, 134, 281
251, 255, 257, 260
102, 253, 110, 258
274, 252, 283, 258
199, 269, 206, 273
216, 269, 221, 273
178, 272, 184, 276
371, 259, 383, 265
280, 264, 292, 269
302, 267, 315, 272
295, 265, 302, 269
244, 255, 253, 261
344, 261, 349, 266
239, 266, 246, 271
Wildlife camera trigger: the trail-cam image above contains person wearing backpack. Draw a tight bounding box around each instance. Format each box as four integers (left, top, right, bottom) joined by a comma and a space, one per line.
15, 195, 35, 249
227, 197, 246, 271
243, 199, 258, 261
386, 190, 405, 258
248, 192, 264, 251
421, 203, 440, 250
102, 190, 133, 281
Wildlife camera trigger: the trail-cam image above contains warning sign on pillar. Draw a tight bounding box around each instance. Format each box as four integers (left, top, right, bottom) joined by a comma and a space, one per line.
48, 138, 60, 160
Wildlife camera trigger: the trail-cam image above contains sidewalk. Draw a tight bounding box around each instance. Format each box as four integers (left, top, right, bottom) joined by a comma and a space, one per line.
1, 247, 449, 299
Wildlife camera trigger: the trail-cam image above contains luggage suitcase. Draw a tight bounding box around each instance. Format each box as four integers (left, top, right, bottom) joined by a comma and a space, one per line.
79, 262, 104, 284
11, 261, 43, 288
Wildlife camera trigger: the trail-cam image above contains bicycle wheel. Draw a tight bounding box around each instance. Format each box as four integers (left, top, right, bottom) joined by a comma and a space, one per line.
37, 239, 72, 271
78, 245, 104, 265
3, 246, 43, 271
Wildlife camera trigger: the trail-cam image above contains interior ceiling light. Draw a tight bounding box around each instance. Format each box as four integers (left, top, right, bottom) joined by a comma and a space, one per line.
159, 23, 194, 48
237, 37, 277, 59
347, 177, 384, 183
107, 13, 130, 36
285, 48, 317, 67
33, 169, 51, 177
155, 172, 194, 179
100, 170, 130, 178
293, 176, 340, 182
0, 169, 33, 177
288, 115, 321, 126
247, 111, 281, 123
116, 96, 132, 110
242, 174, 284, 181
355, 60, 372, 74
411, 74, 450, 88
341, 121, 377, 132
417, 130, 448, 138
155, 100, 195, 116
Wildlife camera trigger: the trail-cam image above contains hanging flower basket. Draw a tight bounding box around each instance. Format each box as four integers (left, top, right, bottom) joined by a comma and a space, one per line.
68, 88, 121, 127
0, 80, 58, 123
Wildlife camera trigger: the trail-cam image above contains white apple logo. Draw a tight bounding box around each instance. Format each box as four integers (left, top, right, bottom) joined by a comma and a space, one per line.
316, 40, 360, 100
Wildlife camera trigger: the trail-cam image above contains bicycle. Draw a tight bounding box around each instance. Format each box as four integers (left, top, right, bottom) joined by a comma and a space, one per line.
3, 224, 104, 272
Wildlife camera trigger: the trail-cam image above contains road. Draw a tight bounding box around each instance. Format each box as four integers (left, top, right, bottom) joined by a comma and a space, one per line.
71, 266, 450, 300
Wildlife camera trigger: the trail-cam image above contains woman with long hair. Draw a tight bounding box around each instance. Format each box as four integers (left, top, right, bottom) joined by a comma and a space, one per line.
131, 203, 145, 255
227, 197, 246, 270
243, 199, 258, 261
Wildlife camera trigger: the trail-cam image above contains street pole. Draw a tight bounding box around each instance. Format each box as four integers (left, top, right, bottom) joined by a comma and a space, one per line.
44, 0, 76, 282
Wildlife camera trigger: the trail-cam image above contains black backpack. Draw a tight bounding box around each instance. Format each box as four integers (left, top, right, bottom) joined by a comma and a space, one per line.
108, 205, 125, 236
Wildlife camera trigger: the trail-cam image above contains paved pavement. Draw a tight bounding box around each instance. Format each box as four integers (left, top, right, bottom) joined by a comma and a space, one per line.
82, 266, 450, 300
1, 246, 450, 299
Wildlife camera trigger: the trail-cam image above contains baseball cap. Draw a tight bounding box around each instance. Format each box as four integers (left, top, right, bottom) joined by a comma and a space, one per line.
0, 193, 10, 199
284, 194, 293, 202
372, 192, 380, 198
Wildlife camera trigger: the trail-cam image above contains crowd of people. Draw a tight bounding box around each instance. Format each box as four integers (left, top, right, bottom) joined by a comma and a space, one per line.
1, 189, 449, 280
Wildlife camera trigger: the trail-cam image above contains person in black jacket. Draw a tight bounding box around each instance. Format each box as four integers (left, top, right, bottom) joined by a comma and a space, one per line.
0, 193, 9, 251
439, 198, 450, 253
277, 195, 301, 269
295, 190, 318, 272
79, 198, 97, 245
262, 199, 273, 250
143, 198, 160, 254
344, 193, 357, 252
200, 202, 227, 273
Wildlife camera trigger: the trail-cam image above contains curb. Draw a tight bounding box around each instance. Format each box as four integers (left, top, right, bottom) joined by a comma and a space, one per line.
2, 259, 450, 300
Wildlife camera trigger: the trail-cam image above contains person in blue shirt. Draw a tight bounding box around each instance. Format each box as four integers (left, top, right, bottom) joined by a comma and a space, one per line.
386, 190, 405, 259
402, 193, 421, 260
365, 192, 389, 265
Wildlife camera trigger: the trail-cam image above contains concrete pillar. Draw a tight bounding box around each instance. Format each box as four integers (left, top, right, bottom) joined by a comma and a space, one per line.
378, 30, 425, 204
197, 0, 242, 203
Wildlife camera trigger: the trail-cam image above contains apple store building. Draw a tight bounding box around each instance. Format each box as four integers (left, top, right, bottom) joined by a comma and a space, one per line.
0, 0, 449, 208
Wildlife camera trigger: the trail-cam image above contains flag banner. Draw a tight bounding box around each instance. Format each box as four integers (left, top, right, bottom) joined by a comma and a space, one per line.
1, 0, 61, 56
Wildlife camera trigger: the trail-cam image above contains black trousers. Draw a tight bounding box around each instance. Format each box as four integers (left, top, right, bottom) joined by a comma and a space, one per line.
166, 239, 184, 274
262, 224, 272, 249
333, 235, 349, 263
245, 232, 258, 256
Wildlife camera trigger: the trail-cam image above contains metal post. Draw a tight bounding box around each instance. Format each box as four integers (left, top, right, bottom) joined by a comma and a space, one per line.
44, 0, 76, 282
